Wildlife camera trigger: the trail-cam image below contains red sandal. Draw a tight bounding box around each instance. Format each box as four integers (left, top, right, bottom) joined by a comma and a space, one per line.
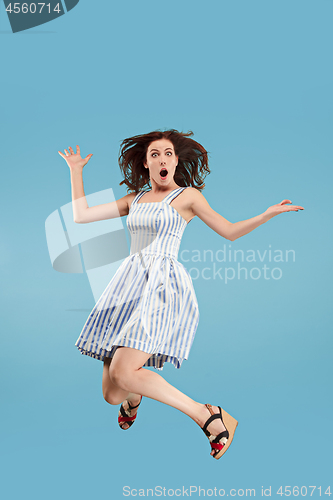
201, 404, 238, 459
118, 396, 142, 430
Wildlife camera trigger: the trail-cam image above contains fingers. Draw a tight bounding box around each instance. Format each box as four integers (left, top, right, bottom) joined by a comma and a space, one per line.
58, 144, 93, 170
283, 205, 304, 212
285, 205, 304, 209
278, 200, 304, 211
58, 145, 78, 158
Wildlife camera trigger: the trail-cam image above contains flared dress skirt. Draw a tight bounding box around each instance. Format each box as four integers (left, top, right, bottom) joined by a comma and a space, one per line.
75, 187, 200, 370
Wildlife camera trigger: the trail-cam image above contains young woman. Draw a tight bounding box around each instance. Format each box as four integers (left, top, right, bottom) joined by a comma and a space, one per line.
58, 129, 304, 459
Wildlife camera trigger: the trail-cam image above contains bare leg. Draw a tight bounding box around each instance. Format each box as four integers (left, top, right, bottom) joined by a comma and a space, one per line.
107, 347, 228, 456
102, 356, 141, 429
102, 357, 128, 403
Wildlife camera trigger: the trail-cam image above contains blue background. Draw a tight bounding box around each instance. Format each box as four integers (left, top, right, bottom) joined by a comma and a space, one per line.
1, 0, 332, 498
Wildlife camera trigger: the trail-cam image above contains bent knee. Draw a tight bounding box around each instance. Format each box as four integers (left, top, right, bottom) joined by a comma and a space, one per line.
103, 391, 123, 405
109, 366, 133, 389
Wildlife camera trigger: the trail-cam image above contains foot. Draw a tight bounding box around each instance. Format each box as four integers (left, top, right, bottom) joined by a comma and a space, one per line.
197, 404, 228, 457
118, 395, 142, 430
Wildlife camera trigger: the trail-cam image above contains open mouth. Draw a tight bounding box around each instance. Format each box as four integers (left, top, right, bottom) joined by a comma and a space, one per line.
160, 168, 168, 178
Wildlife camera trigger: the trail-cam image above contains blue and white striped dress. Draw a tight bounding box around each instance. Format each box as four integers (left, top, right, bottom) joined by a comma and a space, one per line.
75, 187, 200, 370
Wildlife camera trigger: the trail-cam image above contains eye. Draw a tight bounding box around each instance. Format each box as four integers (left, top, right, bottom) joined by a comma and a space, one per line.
166, 151, 172, 156
152, 153, 158, 157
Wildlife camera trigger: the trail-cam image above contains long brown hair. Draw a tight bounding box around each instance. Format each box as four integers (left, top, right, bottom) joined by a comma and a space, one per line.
118, 129, 210, 193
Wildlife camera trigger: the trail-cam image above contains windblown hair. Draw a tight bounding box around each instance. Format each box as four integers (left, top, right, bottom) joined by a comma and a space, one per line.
118, 129, 210, 193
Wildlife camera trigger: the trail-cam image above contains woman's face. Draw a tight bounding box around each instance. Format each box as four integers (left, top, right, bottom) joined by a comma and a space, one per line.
144, 139, 179, 188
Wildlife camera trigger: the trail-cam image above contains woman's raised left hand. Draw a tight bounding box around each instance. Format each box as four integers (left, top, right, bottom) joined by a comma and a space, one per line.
264, 199, 305, 219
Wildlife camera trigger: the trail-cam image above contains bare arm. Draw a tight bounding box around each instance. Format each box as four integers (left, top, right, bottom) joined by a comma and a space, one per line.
68, 168, 88, 223
58, 145, 133, 223
189, 188, 304, 241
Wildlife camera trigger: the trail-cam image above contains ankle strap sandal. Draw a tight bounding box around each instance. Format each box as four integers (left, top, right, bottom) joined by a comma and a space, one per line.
118, 396, 142, 430
202, 404, 238, 459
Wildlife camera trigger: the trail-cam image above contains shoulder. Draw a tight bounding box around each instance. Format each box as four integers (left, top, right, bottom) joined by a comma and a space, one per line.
185, 187, 208, 206
185, 187, 218, 220
126, 191, 140, 201
124, 190, 147, 211
114, 191, 140, 216
185, 186, 205, 197
179, 187, 211, 219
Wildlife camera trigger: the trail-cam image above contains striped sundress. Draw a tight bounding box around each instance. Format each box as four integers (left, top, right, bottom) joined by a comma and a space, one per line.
75, 186, 200, 370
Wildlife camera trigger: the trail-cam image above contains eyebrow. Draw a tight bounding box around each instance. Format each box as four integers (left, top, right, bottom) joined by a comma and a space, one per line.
149, 147, 173, 152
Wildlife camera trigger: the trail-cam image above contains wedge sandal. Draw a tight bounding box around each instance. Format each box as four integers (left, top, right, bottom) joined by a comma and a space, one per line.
118, 396, 142, 430
202, 404, 238, 459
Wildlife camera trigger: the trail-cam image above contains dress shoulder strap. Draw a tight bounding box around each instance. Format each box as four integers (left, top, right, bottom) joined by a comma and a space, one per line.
131, 191, 147, 205
163, 187, 187, 205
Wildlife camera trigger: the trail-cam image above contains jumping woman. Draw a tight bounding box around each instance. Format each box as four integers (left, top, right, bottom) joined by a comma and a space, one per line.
58, 129, 304, 459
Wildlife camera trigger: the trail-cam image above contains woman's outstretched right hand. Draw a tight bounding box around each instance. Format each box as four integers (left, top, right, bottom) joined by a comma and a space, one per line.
58, 145, 93, 171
